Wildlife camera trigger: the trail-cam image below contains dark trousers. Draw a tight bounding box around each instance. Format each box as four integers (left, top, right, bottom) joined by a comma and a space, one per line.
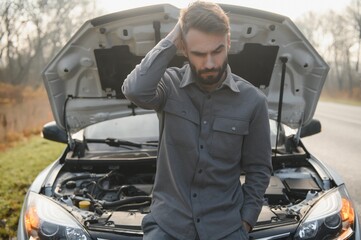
142, 213, 249, 240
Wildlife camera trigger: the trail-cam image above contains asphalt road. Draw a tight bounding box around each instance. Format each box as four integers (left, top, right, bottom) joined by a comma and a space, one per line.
301, 101, 361, 220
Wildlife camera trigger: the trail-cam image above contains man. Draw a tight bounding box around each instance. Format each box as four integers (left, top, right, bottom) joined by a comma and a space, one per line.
122, 1, 272, 239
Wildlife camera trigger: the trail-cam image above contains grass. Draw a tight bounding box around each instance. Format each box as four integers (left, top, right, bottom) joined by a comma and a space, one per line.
0, 136, 65, 239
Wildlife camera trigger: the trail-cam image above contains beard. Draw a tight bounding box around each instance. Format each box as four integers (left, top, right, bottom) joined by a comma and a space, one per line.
190, 58, 228, 86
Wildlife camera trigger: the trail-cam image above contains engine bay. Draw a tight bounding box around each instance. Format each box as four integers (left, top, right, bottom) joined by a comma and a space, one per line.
46, 151, 333, 234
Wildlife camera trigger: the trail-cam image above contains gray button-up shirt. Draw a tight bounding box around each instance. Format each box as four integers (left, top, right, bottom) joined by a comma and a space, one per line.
122, 38, 272, 240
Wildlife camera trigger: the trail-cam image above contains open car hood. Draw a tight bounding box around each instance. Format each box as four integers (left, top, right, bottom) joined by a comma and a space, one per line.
43, 4, 329, 133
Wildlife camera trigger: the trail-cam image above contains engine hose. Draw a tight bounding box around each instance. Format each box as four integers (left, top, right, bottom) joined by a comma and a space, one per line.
115, 201, 151, 211
102, 196, 152, 208
54, 173, 101, 197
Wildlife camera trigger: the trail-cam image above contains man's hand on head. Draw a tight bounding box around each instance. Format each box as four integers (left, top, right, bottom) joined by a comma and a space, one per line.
166, 21, 183, 51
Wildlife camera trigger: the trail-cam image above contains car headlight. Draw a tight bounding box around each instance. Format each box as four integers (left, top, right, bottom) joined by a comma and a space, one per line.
22, 191, 91, 240
295, 185, 355, 239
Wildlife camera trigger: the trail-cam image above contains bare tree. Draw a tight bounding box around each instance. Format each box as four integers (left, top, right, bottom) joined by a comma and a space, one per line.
349, 0, 361, 71
0, 0, 100, 86
296, 12, 325, 52
347, 0, 361, 96
297, 6, 360, 97
0, 0, 26, 84
296, 11, 340, 93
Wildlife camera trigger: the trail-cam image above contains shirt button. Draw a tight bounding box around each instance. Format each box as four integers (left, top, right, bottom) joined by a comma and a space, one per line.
200, 145, 204, 149
193, 193, 197, 198
198, 169, 203, 174
231, 127, 236, 131
203, 120, 207, 125
197, 218, 200, 223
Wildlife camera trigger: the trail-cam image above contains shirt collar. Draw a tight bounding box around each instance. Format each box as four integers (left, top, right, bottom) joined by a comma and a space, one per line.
179, 65, 240, 93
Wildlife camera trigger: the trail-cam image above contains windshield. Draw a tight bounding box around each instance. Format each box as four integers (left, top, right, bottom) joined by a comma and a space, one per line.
84, 113, 159, 142
79, 112, 292, 150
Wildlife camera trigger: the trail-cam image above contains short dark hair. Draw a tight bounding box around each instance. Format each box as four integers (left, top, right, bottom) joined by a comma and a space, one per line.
180, 1, 230, 35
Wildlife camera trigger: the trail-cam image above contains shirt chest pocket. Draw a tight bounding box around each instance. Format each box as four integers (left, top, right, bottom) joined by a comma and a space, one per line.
210, 117, 249, 160
162, 99, 199, 149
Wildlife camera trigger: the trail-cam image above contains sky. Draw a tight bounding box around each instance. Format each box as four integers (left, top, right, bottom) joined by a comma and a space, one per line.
96, 0, 353, 20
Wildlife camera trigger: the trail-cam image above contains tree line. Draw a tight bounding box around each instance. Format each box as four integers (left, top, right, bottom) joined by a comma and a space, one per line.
1, 0, 361, 100
296, 0, 361, 99
0, 0, 100, 87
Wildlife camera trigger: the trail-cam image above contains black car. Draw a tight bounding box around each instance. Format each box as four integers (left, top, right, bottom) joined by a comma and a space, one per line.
17, 4, 360, 240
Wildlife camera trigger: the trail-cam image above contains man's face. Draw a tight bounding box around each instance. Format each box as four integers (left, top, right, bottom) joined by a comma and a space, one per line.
182, 28, 230, 87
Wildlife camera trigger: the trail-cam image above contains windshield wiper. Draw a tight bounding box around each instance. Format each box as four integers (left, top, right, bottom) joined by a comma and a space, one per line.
86, 138, 158, 148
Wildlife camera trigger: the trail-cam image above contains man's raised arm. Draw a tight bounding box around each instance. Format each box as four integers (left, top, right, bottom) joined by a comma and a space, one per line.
121, 22, 182, 110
